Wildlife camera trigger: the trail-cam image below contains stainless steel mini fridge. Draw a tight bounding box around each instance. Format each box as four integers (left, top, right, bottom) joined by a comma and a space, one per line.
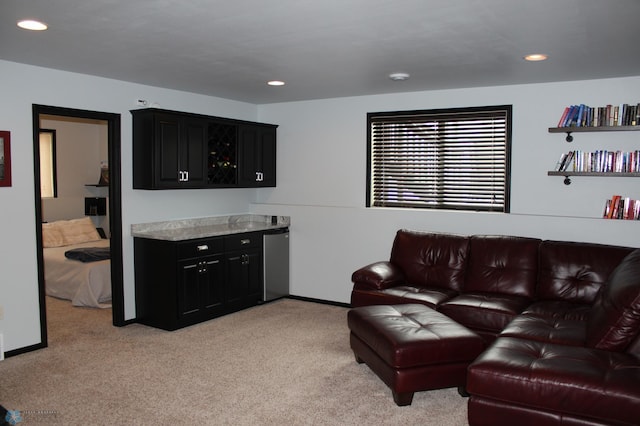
263, 228, 290, 301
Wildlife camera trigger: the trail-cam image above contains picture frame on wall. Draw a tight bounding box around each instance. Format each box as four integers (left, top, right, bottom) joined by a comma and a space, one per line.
0, 130, 12, 187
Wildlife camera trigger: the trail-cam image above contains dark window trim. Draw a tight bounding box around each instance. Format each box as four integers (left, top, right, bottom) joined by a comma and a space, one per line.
366, 105, 512, 212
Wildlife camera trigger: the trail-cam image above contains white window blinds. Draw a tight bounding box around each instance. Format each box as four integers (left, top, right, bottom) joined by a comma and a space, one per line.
368, 106, 511, 212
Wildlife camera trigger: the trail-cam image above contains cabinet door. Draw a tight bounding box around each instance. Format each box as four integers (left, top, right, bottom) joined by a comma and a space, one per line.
200, 255, 225, 314
238, 125, 276, 187
180, 117, 207, 187
155, 114, 207, 188
225, 247, 262, 310
225, 251, 247, 309
259, 128, 277, 187
177, 258, 202, 320
177, 254, 225, 321
156, 113, 182, 187
244, 249, 263, 299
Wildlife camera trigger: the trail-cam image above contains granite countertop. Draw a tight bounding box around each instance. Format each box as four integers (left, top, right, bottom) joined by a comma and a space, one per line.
131, 214, 290, 241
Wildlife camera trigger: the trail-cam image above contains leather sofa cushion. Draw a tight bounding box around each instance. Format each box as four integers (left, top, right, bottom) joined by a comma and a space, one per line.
390, 230, 469, 292
351, 285, 456, 309
464, 235, 540, 298
467, 337, 640, 425
537, 240, 634, 304
499, 314, 586, 346
438, 293, 530, 336
586, 249, 640, 351
523, 300, 592, 321
347, 304, 484, 368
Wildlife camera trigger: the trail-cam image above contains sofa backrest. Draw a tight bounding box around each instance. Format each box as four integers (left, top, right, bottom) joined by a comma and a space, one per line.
586, 248, 640, 352
625, 333, 640, 359
537, 241, 634, 304
390, 230, 469, 292
463, 235, 541, 298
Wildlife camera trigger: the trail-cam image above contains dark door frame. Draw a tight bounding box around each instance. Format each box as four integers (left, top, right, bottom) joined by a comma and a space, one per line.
32, 104, 124, 349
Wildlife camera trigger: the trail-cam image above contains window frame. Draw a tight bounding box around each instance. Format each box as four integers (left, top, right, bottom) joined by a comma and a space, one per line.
39, 128, 58, 199
366, 105, 512, 212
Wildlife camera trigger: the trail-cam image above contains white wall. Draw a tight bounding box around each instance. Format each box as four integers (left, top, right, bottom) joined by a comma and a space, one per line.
0, 60, 260, 352
253, 76, 640, 303
2, 56, 639, 354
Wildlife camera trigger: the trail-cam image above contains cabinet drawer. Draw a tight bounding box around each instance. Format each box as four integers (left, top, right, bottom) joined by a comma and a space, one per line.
177, 237, 223, 259
224, 232, 262, 251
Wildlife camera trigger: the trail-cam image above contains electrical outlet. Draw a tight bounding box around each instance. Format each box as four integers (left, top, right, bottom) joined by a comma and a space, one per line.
135, 99, 148, 107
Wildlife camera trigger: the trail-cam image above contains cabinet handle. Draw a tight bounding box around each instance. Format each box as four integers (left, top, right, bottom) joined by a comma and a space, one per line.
197, 244, 209, 251
256, 171, 263, 182
240, 239, 251, 245
184, 171, 189, 181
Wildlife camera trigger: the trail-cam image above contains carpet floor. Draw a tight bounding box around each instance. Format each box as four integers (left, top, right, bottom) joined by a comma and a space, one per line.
0, 297, 468, 425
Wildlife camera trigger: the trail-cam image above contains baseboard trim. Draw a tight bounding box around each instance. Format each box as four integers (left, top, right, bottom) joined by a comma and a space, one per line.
4, 342, 47, 359
285, 295, 350, 308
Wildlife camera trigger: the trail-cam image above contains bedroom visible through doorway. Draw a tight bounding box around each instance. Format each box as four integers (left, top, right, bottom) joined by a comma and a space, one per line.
32, 105, 124, 350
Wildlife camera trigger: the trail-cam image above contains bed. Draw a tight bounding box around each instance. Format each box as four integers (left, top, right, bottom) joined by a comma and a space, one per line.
42, 217, 112, 308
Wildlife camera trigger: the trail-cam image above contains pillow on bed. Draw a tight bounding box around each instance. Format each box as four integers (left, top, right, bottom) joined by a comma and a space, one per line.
42, 222, 66, 248
42, 217, 102, 248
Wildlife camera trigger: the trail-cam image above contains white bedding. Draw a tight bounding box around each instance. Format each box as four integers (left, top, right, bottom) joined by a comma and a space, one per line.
44, 239, 112, 308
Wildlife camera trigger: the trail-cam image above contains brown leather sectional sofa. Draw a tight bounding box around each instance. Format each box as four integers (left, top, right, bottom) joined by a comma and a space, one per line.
350, 229, 640, 425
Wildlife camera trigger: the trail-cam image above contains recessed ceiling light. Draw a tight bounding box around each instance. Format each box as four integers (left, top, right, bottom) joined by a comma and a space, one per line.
524, 54, 548, 62
389, 72, 410, 81
267, 80, 285, 86
17, 19, 48, 31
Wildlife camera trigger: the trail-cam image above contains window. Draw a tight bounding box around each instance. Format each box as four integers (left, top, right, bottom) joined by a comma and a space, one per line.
39, 129, 57, 198
367, 105, 511, 212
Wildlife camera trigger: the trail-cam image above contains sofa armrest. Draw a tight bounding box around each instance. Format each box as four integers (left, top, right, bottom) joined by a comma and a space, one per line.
351, 261, 405, 290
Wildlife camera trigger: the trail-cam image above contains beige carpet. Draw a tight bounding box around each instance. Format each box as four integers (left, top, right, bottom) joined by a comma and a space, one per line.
0, 297, 468, 425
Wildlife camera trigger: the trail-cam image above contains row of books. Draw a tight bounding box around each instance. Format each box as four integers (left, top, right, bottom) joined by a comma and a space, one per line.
603, 195, 640, 220
555, 150, 640, 173
557, 103, 640, 128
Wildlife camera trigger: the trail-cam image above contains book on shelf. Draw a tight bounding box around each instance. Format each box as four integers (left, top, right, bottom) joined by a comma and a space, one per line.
603, 195, 640, 220
555, 102, 640, 128
557, 107, 570, 127
555, 150, 640, 173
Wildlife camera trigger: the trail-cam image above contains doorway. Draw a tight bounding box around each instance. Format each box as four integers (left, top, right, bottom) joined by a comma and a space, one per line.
32, 105, 124, 348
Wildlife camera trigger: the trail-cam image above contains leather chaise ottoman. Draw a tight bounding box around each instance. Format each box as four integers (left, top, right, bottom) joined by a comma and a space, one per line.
347, 304, 486, 406
467, 337, 640, 426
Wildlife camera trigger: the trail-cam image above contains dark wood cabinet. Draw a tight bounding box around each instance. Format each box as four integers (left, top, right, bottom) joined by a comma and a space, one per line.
132, 108, 277, 189
238, 124, 277, 187
134, 232, 264, 330
132, 110, 208, 189
224, 232, 263, 311
177, 253, 225, 321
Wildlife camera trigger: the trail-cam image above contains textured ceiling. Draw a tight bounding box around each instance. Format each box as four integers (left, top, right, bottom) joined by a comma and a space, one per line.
1, 0, 639, 104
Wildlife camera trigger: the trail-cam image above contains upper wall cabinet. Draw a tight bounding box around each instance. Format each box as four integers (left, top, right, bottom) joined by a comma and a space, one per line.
132, 110, 207, 189
132, 108, 277, 189
238, 124, 276, 187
